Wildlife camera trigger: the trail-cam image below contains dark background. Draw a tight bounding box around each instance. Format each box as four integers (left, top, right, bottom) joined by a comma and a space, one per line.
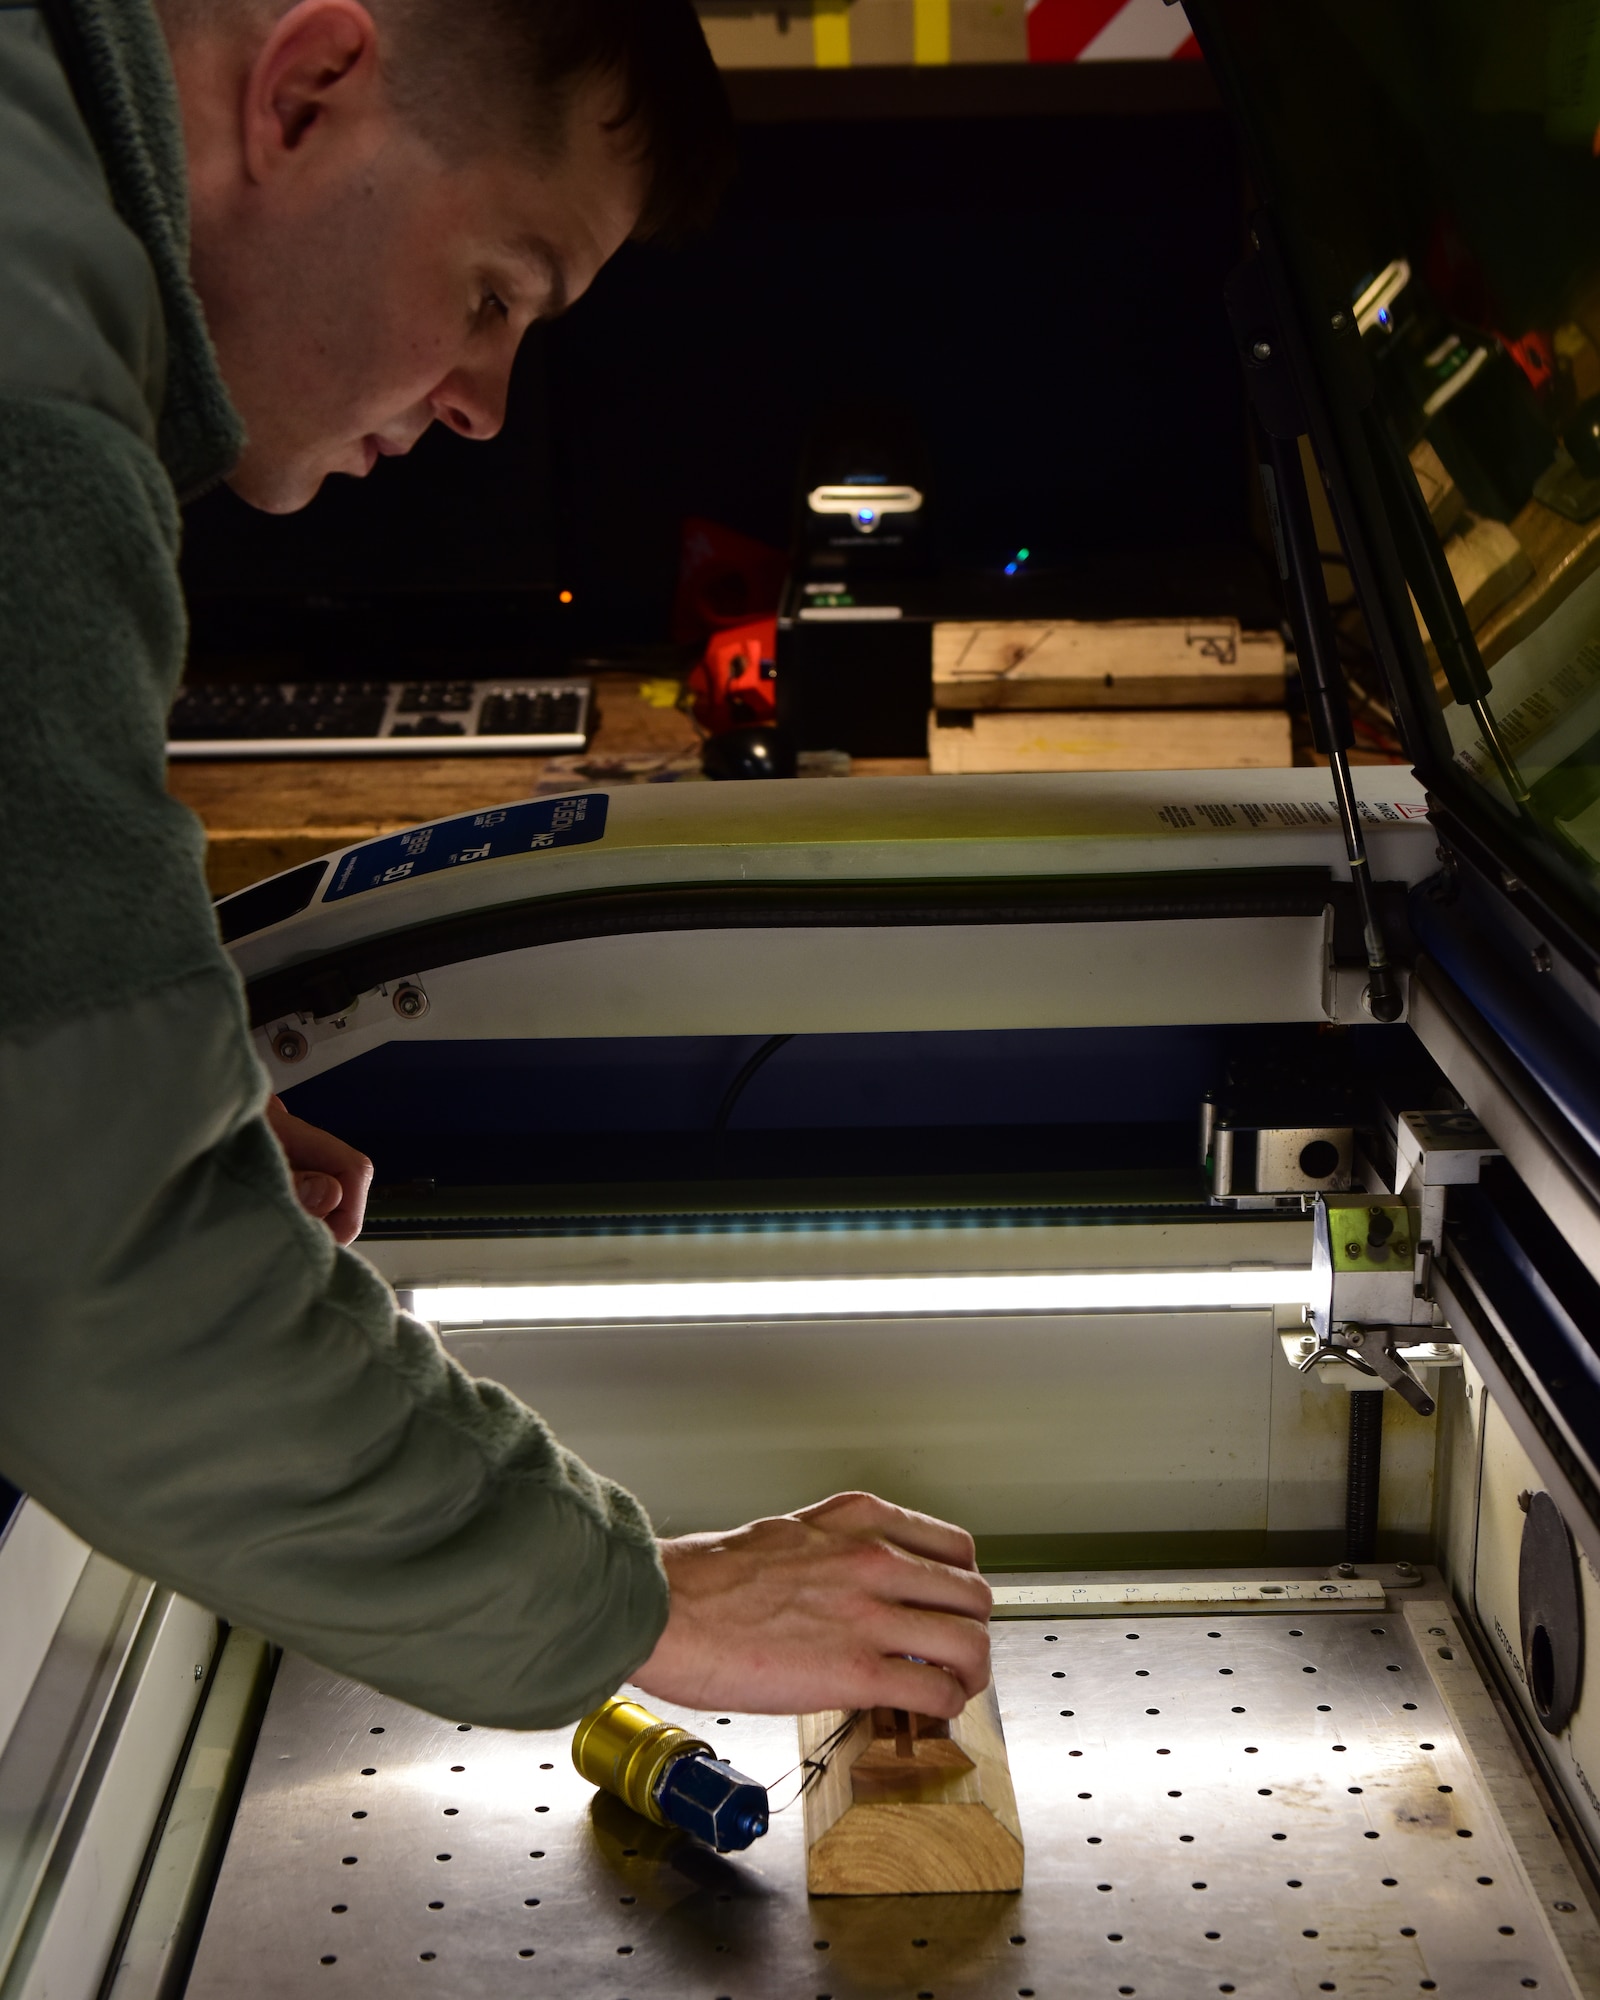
281, 1020, 1447, 1195
180, 92, 1267, 673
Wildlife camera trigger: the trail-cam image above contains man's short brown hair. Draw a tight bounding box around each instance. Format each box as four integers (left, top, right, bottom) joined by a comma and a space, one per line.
383, 0, 734, 240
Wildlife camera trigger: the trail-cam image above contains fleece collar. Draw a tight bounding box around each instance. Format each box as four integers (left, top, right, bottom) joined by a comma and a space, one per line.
56, 0, 244, 498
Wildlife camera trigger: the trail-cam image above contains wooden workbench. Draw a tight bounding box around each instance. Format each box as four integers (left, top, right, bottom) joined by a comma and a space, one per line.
170, 668, 1395, 900
169, 672, 706, 897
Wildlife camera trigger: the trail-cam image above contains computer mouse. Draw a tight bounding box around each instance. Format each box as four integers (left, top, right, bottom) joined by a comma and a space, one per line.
702, 726, 793, 779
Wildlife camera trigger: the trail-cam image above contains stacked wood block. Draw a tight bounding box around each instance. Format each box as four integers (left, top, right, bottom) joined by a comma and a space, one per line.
928, 616, 1292, 774
1400, 436, 1600, 705
1406, 440, 1535, 648
799, 1688, 1024, 1896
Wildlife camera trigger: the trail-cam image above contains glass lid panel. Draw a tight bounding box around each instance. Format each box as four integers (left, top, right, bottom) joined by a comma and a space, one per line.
1200, 0, 1600, 925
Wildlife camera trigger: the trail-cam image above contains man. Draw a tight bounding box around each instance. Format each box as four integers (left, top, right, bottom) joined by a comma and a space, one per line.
0, 0, 992, 1728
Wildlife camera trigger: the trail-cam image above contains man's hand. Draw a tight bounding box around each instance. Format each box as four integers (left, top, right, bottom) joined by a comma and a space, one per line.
264, 1095, 373, 1246
632, 1491, 991, 1719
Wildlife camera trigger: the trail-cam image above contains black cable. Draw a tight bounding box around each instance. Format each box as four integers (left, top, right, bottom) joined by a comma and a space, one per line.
712, 1034, 794, 1135
1345, 1389, 1385, 1564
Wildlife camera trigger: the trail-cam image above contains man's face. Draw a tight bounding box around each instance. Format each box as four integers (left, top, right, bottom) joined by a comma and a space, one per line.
191, 57, 644, 513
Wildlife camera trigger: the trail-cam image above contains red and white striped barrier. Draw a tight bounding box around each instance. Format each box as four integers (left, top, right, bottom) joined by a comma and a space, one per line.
1026, 0, 1199, 64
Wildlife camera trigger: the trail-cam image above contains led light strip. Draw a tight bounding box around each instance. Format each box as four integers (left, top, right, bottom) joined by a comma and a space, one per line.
413, 1268, 1314, 1326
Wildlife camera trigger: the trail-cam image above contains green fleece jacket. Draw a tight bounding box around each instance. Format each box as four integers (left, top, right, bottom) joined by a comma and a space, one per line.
0, 0, 668, 1725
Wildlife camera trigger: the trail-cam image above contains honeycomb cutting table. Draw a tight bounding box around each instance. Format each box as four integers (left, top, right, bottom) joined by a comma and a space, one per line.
187, 1600, 1600, 1999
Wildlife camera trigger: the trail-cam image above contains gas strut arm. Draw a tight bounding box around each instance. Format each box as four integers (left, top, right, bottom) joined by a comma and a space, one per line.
1360, 409, 1531, 805
1224, 247, 1405, 1024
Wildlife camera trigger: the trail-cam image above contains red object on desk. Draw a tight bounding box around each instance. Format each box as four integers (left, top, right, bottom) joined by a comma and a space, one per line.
687, 617, 778, 734
1499, 329, 1555, 397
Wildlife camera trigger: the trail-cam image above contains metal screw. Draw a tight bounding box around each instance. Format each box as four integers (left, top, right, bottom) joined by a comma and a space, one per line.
272, 1028, 308, 1064
1502, 872, 1521, 894
1531, 943, 1552, 974
1344, 1242, 1362, 1258
1336, 1562, 1356, 1578
1251, 340, 1273, 362
1331, 310, 1351, 332
1426, 1343, 1452, 1359
393, 984, 429, 1020
194, 1664, 205, 1682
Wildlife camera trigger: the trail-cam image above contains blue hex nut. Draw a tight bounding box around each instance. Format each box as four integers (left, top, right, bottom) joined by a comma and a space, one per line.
655, 1753, 769, 1853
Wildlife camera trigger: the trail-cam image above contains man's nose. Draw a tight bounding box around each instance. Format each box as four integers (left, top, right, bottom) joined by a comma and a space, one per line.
429, 364, 509, 443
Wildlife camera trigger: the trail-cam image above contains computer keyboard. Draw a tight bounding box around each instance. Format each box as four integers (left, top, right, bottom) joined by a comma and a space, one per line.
167, 677, 593, 757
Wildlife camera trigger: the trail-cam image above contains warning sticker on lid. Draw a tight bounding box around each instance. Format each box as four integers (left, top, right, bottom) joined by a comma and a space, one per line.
323, 792, 608, 902
1154, 798, 1429, 832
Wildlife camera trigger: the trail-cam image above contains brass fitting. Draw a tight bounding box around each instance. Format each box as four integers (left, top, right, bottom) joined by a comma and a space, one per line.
571, 1697, 712, 1828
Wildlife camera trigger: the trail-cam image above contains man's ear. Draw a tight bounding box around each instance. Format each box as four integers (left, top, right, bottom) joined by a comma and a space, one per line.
241, 0, 383, 184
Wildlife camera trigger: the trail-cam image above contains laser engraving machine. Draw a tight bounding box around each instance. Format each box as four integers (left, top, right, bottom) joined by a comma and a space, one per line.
8, 1, 1600, 1996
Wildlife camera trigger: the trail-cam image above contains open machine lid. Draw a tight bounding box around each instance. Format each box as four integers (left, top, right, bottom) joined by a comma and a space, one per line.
1190, 0, 1600, 976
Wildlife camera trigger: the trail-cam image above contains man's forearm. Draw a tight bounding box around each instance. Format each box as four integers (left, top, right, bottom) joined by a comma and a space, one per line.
0, 971, 668, 1729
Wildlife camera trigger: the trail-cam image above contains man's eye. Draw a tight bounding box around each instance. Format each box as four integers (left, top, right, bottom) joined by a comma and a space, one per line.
481, 290, 510, 322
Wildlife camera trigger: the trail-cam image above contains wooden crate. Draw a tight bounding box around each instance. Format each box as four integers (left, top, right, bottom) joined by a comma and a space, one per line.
932, 619, 1286, 711
928, 706, 1294, 774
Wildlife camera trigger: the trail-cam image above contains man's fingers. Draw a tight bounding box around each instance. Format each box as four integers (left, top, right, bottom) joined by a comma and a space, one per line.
855, 1538, 993, 1622
323, 1201, 365, 1248
864, 1605, 992, 1697
268, 1097, 374, 1243
293, 1171, 341, 1220
800, 1491, 979, 1572
857, 1657, 974, 1720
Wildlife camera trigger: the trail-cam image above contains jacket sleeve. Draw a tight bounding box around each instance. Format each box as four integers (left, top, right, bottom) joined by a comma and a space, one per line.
0, 394, 669, 1730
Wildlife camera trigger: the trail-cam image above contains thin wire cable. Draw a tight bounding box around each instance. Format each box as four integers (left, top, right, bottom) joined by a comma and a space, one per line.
712, 1033, 794, 1135
764, 1709, 863, 1814
767, 1711, 859, 1814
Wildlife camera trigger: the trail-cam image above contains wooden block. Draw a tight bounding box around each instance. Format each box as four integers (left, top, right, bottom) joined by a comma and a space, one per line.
1438, 515, 1534, 630
927, 707, 1294, 775
1473, 498, 1600, 668
932, 618, 1286, 710
1408, 438, 1467, 541
799, 1690, 1023, 1896
1555, 319, 1600, 406
1409, 512, 1532, 664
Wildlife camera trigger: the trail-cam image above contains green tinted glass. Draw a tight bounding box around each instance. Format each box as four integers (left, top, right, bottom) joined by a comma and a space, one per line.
1202, 0, 1600, 918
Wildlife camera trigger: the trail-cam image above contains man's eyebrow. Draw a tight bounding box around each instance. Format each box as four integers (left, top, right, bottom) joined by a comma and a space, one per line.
513, 234, 569, 318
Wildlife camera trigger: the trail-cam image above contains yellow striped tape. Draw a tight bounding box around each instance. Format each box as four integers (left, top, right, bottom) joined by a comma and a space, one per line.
813, 0, 851, 66
914, 0, 951, 64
